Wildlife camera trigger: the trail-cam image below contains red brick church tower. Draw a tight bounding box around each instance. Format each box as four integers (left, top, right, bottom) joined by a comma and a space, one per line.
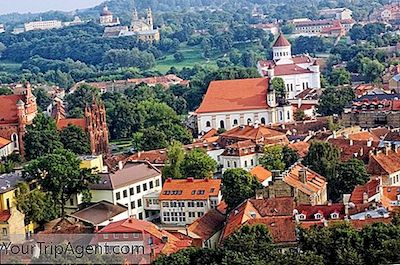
0, 83, 37, 156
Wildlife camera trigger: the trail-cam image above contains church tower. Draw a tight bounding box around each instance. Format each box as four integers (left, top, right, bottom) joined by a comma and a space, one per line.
132, 8, 138, 21
146, 8, 153, 29
272, 33, 292, 64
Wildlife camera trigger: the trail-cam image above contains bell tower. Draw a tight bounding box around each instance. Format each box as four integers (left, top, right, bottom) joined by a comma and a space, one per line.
272, 33, 292, 64
146, 8, 153, 29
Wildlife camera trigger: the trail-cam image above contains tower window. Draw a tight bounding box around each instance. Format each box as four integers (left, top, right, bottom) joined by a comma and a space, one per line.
233, 119, 238, 126
261, 117, 266, 124
219, 120, 225, 129
206, 121, 211, 127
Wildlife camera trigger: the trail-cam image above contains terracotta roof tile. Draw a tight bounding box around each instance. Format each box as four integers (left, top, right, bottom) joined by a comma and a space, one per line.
195, 78, 270, 114
368, 149, 400, 175
273, 33, 291, 47
159, 178, 221, 200
0, 94, 24, 124
328, 138, 378, 163
350, 178, 380, 204
288, 142, 310, 157
284, 163, 327, 195
0, 137, 11, 149
221, 125, 288, 143
295, 204, 345, 220
370, 128, 389, 139
56, 118, 87, 131
188, 208, 225, 240
250, 166, 272, 183
245, 216, 297, 243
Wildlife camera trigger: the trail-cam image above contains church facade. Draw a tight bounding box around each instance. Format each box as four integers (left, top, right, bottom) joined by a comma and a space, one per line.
0, 83, 38, 157
257, 33, 321, 99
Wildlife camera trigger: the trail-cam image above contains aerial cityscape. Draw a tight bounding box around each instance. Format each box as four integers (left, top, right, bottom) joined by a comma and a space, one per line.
0, 0, 400, 264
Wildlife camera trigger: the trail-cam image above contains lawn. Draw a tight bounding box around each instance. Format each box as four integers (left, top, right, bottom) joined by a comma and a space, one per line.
154, 44, 220, 73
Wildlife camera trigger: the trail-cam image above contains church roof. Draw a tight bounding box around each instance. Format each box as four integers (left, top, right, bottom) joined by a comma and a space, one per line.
273, 33, 291, 47
195, 78, 270, 114
56, 118, 87, 131
0, 94, 25, 124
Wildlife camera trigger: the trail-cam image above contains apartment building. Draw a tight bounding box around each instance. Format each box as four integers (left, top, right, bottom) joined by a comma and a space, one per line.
24, 20, 62, 32
159, 178, 222, 226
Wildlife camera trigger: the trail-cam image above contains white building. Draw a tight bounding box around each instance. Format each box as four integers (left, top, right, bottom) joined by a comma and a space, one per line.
195, 77, 293, 134
99, 5, 120, 26
257, 33, 321, 100
24, 20, 62, 32
89, 161, 162, 221
319, 8, 353, 20
159, 178, 222, 226
0, 24, 5, 34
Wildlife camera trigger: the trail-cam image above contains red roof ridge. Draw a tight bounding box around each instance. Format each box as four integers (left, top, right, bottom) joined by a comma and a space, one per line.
273, 33, 291, 47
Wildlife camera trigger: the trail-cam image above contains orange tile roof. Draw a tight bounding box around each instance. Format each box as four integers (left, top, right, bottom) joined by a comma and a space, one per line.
128, 149, 168, 164
350, 178, 380, 204
0, 137, 11, 149
349, 218, 392, 230
200, 128, 218, 140
368, 149, 400, 175
0, 94, 24, 124
295, 204, 346, 220
343, 131, 380, 141
288, 142, 310, 157
56, 118, 87, 131
159, 178, 221, 200
250, 165, 272, 183
188, 208, 225, 240
245, 216, 297, 244
382, 186, 400, 201
221, 125, 287, 142
195, 78, 270, 114
284, 163, 327, 195
273, 33, 291, 47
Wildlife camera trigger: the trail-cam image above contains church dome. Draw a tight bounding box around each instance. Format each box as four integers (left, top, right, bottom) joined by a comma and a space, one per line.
101, 6, 113, 16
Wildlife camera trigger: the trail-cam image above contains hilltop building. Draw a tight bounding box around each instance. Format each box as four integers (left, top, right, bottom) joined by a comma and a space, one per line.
103, 8, 160, 42
99, 5, 120, 26
257, 33, 321, 100
24, 19, 62, 32
0, 83, 37, 156
319, 8, 353, 20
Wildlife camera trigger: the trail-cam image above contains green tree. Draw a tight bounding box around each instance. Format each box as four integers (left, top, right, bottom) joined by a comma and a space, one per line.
24, 113, 63, 160
222, 168, 261, 211
180, 148, 217, 179
15, 182, 58, 225
33, 87, 52, 111
23, 149, 98, 217
294, 109, 306, 121
259, 145, 298, 171
303, 141, 340, 183
318, 86, 355, 116
65, 84, 100, 114
162, 141, 185, 179
328, 68, 351, 86
134, 127, 168, 151
60, 125, 91, 155
174, 52, 185, 62
271, 77, 286, 99
361, 58, 384, 83
0, 86, 12, 95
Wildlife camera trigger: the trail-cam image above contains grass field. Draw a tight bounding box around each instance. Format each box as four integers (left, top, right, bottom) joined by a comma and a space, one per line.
0, 60, 21, 73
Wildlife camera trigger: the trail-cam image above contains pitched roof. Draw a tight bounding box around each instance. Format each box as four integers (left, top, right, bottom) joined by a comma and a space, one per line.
288, 142, 310, 157
90, 161, 161, 190
295, 204, 346, 220
56, 118, 87, 131
344, 131, 380, 141
70, 201, 128, 225
368, 149, 400, 175
221, 124, 287, 142
0, 137, 11, 149
273, 33, 291, 47
283, 163, 327, 195
188, 208, 225, 240
0, 94, 24, 124
250, 166, 272, 183
195, 78, 269, 114
328, 138, 378, 163
350, 178, 380, 204
245, 216, 297, 243
159, 178, 221, 200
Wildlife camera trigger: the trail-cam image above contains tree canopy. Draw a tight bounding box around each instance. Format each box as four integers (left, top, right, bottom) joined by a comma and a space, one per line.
180, 148, 217, 179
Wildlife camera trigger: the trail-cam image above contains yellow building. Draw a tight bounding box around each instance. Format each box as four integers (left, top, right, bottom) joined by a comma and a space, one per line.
0, 172, 33, 243
80, 155, 105, 173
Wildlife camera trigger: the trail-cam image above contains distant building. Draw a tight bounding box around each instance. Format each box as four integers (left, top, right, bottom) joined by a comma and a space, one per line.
0, 83, 37, 157
251, 23, 279, 36
103, 8, 160, 42
0, 24, 5, 33
159, 178, 222, 226
99, 5, 120, 26
24, 19, 62, 32
319, 8, 353, 20
292, 19, 354, 36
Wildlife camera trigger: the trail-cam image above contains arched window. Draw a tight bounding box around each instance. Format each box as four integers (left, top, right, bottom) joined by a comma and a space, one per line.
287, 111, 290, 120
247, 118, 252, 125
279, 111, 283, 121
11, 133, 18, 149
219, 120, 225, 129
261, 117, 266, 124
233, 162, 237, 168
233, 119, 238, 126
206, 121, 211, 127
227, 161, 230, 168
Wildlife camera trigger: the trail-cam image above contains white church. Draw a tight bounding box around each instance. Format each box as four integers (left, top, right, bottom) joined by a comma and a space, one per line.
195, 33, 321, 135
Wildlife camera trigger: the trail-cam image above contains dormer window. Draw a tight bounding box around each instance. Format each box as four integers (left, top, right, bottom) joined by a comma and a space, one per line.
314, 213, 323, 220
297, 213, 306, 220
330, 212, 339, 219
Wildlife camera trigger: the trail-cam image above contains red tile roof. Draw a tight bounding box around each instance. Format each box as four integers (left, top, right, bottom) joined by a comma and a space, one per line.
328, 138, 379, 163
159, 178, 221, 200
195, 78, 270, 114
349, 218, 392, 230
274, 64, 314, 76
56, 118, 87, 131
284, 163, 327, 196
220, 124, 288, 143
382, 186, 400, 201
245, 216, 297, 244
342, 131, 380, 141
0, 94, 24, 124
188, 208, 225, 240
368, 149, 400, 175
288, 142, 310, 157
250, 166, 272, 183
350, 178, 380, 204
0, 137, 11, 149
273, 33, 291, 47
295, 204, 345, 220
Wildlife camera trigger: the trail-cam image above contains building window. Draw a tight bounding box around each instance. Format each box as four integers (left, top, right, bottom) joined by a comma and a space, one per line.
247, 118, 252, 125
251, 159, 254, 166
162, 202, 169, 207
234, 161, 237, 168
155, 179, 160, 187
233, 119, 238, 126
196, 201, 204, 207
116, 192, 121, 200
189, 212, 195, 218
206, 121, 211, 127
138, 213, 143, 220
188, 201, 195, 207
143, 183, 147, 191
197, 212, 204, 217
287, 111, 290, 120
136, 185, 141, 194
314, 213, 322, 220
227, 161, 230, 168
279, 111, 283, 121
244, 161, 248, 167
219, 120, 225, 129
149, 181, 153, 189
130, 187, 134, 196
11, 134, 18, 149
131, 201, 136, 209
137, 199, 142, 207
103, 234, 108, 239
261, 117, 266, 124
123, 190, 128, 198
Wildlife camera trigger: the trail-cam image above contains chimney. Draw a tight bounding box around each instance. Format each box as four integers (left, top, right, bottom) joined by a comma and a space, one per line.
359, 147, 364, 157
349, 139, 353, 146
166, 178, 172, 182
299, 169, 307, 183
384, 144, 390, 155
187, 177, 194, 182
367, 139, 372, 147
118, 161, 124, 170
362, 192, 368, 204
